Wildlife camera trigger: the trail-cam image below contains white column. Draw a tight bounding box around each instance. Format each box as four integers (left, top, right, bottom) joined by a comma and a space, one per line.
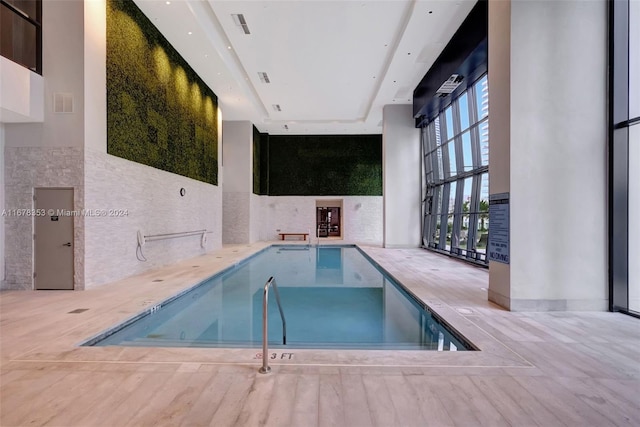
488, 0, 608, 310
382, 104, 421, 248
0, 123, 4, 286
222, 121, 253, 244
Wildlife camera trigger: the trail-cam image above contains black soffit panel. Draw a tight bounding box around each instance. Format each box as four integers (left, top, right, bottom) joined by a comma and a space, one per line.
413, 0, 488, 125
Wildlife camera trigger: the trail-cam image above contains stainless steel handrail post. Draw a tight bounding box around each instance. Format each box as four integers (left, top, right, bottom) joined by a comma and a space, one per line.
259, 276, 286, 374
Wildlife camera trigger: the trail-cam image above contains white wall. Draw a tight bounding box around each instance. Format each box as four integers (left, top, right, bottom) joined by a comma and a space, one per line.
264, 196, 383, 245
84, 0, 107, 153
2, 0, 86, 290
84, 150, 221, 288
382, 104, 421, 248
250, 193, 266, 242
80, 0, 223, 288
0, 57, 44, 122
5, 0, 85, 148
489, 0, 608, 310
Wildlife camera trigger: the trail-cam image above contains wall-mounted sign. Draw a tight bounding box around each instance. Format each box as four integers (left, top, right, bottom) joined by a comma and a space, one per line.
488, 192, 510, 264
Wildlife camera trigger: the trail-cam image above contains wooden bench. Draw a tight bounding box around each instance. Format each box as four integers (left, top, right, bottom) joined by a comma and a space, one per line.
278, 233, 309, 241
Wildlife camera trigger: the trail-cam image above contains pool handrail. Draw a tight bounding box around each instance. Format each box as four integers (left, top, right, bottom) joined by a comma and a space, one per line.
259, 276, 287, 374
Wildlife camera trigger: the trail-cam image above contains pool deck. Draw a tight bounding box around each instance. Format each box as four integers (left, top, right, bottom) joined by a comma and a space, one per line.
1, 242, 639, 426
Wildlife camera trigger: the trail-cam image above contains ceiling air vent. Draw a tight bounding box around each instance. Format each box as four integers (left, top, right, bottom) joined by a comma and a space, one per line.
272, 104, 281, 112
283, 124, 289, 130
435, 74, 464, 95
231, 14, 251, 34
258, 72, 270, 83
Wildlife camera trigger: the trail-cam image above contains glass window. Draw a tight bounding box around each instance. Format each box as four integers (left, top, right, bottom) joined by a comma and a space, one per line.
630, 0, 639, 118
460, 177, 473, 249
458, 93, 470, 131
447, 141, 456, 176
0, 0, 40, 73
475, 75, 488, 120
446, 182, 457, 250
435, 146, 444, 180
629, 125, 639, 312
479, 120, 489, 166
421, 74, 489, 265
445, 106, 454, 141
434, 116, 443, 146
4, 0, 38, 19
471, 173, 489, 255
461, 131, 473, 172
434, 187, 443, 245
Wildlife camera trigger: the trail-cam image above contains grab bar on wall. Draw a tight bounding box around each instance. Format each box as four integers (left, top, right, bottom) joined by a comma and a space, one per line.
136, 229, 211, 262
259, 276, 287, 374
143, 229, 208, 242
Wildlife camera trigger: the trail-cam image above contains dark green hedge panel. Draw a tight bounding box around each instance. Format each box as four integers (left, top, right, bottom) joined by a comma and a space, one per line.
252, 125, 261, 195
268, 135, 382, 196
259, 132, 270, 195
106, 0, 218, 185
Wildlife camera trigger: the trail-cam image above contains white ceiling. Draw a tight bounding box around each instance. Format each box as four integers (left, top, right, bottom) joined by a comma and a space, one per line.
133, 0, 476, 135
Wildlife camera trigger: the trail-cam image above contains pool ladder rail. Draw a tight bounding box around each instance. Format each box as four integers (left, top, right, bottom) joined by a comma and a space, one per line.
259, 276, 287, 374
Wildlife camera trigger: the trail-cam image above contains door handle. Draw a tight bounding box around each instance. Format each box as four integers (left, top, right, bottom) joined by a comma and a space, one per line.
62, 242, 72, 247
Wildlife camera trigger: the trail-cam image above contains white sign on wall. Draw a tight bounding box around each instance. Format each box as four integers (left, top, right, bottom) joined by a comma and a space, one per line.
488, 192, 510, 264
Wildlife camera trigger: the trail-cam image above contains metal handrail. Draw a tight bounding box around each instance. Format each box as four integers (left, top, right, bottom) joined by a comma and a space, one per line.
259, 277, 286, 374
144, 229, 207, 242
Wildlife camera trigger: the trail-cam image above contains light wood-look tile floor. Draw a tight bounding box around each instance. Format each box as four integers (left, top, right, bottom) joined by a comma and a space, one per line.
1, 243, 639, 426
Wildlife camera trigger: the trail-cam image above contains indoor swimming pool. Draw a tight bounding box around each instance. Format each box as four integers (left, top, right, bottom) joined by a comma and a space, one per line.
85, 245, 473, 351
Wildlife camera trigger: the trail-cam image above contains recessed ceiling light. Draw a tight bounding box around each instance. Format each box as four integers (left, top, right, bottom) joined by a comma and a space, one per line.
188, 31, 192, 35
227, 46, 232, 50
165, 1, 170, 4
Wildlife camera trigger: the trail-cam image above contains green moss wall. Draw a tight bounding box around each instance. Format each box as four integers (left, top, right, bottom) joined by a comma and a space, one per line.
252, 126, 261, 195
267, 135, 382, 196
106, 0, 218, 185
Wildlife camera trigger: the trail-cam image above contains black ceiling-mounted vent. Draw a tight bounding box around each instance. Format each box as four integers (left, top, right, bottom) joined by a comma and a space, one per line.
435, 74, 464, 95
231, 14, 251, 34
272, 104, 281, 112
258, 72, 270, 83
283, 124, 289, 130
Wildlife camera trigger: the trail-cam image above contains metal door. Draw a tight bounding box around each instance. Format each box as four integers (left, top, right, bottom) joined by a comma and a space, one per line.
34, 188, 74, 290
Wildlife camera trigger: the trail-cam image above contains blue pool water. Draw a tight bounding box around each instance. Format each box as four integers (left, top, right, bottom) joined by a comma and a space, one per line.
87, 246, 471, 351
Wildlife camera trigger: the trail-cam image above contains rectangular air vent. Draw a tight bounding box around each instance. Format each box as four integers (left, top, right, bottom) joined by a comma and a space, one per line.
258, 72, 270, 83
231, 14, 251, 34
435, 74, 464, 95
272, 104, 281, 112
53, 93, 74, 113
